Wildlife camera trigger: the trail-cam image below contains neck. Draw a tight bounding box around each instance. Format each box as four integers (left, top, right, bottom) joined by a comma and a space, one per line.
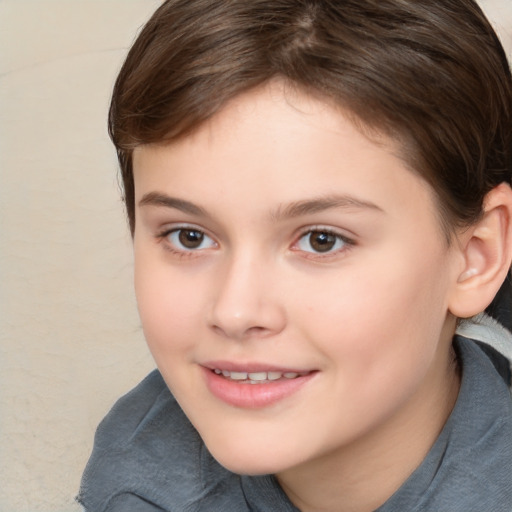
276, 330, 461, 512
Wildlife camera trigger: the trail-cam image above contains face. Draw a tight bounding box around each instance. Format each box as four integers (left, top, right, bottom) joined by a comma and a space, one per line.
132, 83, 461, 477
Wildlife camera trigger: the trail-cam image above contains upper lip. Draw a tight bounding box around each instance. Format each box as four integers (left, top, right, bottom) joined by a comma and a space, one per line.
201, 360, 313, 373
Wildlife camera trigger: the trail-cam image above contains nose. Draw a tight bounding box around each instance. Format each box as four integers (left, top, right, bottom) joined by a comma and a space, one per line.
207, 252, 286, 341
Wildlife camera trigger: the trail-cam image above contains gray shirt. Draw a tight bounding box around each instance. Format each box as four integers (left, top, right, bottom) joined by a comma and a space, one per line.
78, 337, 512, 511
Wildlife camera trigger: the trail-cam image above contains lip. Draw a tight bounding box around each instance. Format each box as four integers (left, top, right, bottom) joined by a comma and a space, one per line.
203, 360, 309, 373
200, 362, 317, 409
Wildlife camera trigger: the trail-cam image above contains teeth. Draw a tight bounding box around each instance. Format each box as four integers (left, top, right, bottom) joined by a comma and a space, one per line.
229, 371, 248, 380
247, 372, 267, 381
213, 369, 306, 382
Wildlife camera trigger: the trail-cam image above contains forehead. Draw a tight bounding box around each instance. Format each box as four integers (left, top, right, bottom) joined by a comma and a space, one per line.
132, 82, 440, 232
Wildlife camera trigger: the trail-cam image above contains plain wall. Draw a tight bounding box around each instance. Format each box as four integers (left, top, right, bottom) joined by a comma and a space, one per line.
0, 2, 159, 511
0, 1, 511, 511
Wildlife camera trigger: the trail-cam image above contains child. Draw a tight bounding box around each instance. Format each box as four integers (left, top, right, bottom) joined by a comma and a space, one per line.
79, 1, 512, 510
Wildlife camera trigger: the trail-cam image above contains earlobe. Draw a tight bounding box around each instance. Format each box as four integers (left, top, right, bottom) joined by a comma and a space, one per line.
449, 183, 512, 318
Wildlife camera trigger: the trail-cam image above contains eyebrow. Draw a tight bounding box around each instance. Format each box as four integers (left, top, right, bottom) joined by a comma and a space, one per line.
270, 195, 383, 221
138, 192, 208, 216
138, 191, 383, 220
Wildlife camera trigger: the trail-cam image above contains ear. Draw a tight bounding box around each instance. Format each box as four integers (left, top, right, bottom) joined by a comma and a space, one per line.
448, 182, 512, 319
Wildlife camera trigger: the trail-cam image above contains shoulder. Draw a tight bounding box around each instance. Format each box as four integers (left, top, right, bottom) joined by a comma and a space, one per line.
379, 334, 512, 512
456, 312, 512, 386
78, 370, 246, 512
90, 370, 189, 451
434, 337, 512, 510
425, 336, 512, 510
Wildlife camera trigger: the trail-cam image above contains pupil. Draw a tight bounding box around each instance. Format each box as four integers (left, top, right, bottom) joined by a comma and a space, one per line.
179, 229, 204, 249
310, 231, 336, 252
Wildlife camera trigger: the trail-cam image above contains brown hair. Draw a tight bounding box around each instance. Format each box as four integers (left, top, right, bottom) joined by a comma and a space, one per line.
110, 0, 511, 238
109, 0, 512, 323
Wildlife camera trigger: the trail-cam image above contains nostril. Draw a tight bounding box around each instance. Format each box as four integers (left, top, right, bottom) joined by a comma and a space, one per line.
245, 326, 270, 337
211, 325, 224, 337
210, 323, 270, 340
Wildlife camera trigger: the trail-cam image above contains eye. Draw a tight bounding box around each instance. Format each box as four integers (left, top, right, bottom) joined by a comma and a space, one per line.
296, 229, 349, 254
166, 228, 216, 251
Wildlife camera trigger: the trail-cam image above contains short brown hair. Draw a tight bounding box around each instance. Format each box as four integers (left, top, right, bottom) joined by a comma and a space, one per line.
110, 0, 512, 239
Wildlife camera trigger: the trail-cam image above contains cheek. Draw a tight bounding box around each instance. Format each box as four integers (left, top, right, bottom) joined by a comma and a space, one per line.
295, 248, 452, 387
134, 254, 203, 357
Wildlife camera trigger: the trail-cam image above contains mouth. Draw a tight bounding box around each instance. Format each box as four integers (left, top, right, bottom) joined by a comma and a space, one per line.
211, 369, 311, 384
201, 364, 316, 408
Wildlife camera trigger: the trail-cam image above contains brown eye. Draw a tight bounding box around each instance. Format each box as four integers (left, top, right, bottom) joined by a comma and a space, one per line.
309, 231, 337, 252
178, 229, 204, 249
296, 230, 348, 254
166, 228, 215, 251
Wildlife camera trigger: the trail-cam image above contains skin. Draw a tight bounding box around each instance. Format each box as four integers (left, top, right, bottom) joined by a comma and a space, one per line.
132, 82, 463, 512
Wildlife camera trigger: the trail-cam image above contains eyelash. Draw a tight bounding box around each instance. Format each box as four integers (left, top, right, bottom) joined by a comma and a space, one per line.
292, 227, 355, 259
156, 226, 217, 258
155, 225, 355, 259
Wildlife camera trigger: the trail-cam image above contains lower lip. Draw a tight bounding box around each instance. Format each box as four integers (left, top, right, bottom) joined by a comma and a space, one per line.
202, 368, 316, 409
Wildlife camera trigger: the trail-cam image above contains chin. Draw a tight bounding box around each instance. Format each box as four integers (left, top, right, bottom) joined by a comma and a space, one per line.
213, 453, 286, 476
204, 437, 299, 476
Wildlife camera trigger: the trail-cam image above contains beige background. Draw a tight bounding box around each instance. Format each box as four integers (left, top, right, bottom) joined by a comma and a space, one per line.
0, 1, 511, 511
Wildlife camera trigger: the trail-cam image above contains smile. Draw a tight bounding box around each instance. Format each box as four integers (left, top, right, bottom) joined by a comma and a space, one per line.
202, 365, 316, 408
212, 369, 310, 384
